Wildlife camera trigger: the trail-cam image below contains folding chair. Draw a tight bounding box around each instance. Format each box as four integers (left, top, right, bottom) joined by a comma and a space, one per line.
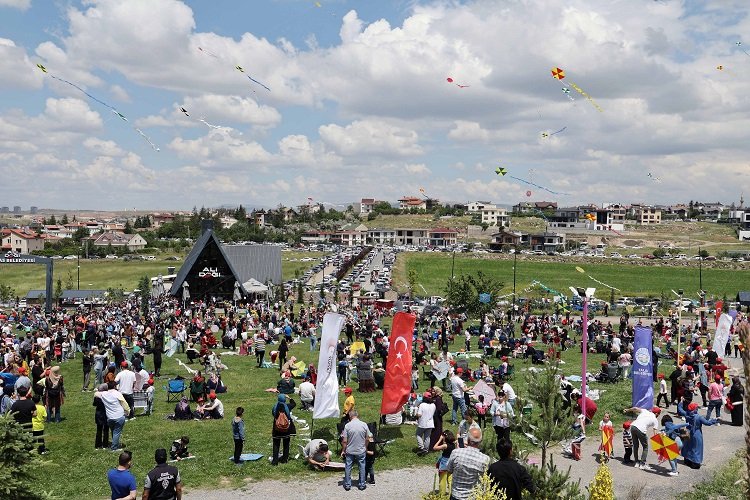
165, 376, 186, 402
367, 421, 388, 456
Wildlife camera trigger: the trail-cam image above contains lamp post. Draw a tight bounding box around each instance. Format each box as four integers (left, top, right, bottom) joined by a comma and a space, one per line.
77, 249, 80, 290
571, 286, 596, 422
698, 247, 705, 331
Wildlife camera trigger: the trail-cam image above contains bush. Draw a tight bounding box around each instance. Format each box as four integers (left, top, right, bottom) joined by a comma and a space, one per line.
587, 462, 614, 500
0, 414, 53, 499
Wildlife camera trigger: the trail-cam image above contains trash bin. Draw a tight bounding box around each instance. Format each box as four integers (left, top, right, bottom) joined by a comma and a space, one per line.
167, 266, 176, 274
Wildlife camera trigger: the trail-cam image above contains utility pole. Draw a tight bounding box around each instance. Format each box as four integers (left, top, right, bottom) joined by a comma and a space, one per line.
699, 247, 704, 331
77, 249, 80, 290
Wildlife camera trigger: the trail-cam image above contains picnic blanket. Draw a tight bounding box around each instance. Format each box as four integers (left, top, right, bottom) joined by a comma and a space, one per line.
228, 453, 264, 462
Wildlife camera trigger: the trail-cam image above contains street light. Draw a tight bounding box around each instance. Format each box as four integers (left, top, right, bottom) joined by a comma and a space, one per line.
570, 286, 596, 422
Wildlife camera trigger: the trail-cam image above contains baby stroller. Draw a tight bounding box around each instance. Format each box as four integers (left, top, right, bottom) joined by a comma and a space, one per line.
595, 363, 622, 384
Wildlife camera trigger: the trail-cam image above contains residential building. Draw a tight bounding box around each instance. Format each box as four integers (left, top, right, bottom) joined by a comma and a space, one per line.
87, 232, 148, 251
480, 207, 509, 227
466, 201, 494, 213
330, 230, 366, 247
1, 229, 45, 254
29, 206, 38, 215
102, 222, 125, 233
280, 207, 297, 222
0, 207, 8, 213
634, 206, 662, 225
428, 228, 458, 247
42, 225, 70, 238
548, 207, 583, 229
512, 201, 558, 214
300, 230, 330, 244
602, 203, 627, 224
395, 228, 430, 246
398, 196, 427, 211
367, 228, 397, 245
219, 216, 238, 229
251, 209, 267, 227
151, 213, 175, 228
489, 229, 525, 250
359, 198, 376, 215
529, 232, 566, 252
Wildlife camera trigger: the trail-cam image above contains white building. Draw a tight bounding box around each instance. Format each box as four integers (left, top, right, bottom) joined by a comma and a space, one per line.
467, 201, 495, 213
480, 207, 509, 227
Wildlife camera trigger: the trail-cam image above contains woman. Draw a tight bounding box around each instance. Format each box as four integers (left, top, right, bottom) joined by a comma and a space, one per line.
278, 338, 289, 371
677, 399, 718, 469
307, 364, 318, 386
491, 391, 514, 444
433, 430, 457, 496
42, 366, 65, 423
727, 376, 744, 426
93, 383, 110, 449
429, 387, 448, 451
207, 372, 227, 394
103, 363, 116, 384
271, 393, 296, 465
277, 371, 296, 395
190, 371, 206, 402
661, 414, 688, 476
173, 397, 193, 420
356, 354, 375, 393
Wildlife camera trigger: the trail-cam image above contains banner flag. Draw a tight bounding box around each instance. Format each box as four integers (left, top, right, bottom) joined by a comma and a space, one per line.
380, 312, 416, 415
632, 326, 654, 409
313, 312, 345, 419
714, 313, 732, 353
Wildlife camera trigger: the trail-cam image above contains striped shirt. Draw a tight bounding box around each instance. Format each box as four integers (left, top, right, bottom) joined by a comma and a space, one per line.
622, 429, 633, 448
446, 446, 491, 500
254, 336, 266, 352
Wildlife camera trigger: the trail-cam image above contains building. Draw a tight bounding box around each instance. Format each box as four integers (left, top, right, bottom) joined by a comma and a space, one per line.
480, 207, 509, 227
359, 198, 376, 215
398, 196, 427, 211
1, 229, 45, 253
13, 206, 21, 214
466, 201, 494, 213
29, 206, 38, 215
428, 228, 458, 247
367, 228, 397, 245
512, 201, 558, 214
634, 206, 662, 225
548, 207, 583, 229
169, 220, 282, 301
151, 213, 175, 228
395, 228, 430, 246
489, 229, 525, 250
251, 209, 267, 227
330, 230, 366, 247
602, 203, 627, 225
488, 228, 564, 252
0, 207, 8, 213
529, 232, 566, 252
300, 230, 330, 244
87, 232, 148, 251
219, 216, 238, 229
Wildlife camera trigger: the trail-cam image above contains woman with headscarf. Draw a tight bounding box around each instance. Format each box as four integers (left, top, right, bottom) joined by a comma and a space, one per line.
207, 372, 227, 394
173, 397, 192, 420
41, 366, 65, 423
727, 376, 744, 426
271, 393, 296, 465
430, 387, 449, 451
190, 371, 206, 402
356, 354, 375, 393
677, 399, 718, 469
93, 383, 110, 449
277, 371, 296, 395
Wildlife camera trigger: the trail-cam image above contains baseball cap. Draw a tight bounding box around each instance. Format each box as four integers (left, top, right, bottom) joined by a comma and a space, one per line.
687, 402, 698, 411
120, 361, 128, 368
623, 421, 631, 429
209, 392, 216, 400
657, 373, 664, 379
456, 367, 463, 374
651, 406, 661, 415
423, 391, 432, 399
344, 387, 353, 394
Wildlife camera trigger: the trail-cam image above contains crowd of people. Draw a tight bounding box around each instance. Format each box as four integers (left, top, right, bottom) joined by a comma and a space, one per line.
0, 289, 746, 498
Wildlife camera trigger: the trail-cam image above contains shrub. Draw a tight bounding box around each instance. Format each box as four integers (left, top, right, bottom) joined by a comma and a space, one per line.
587, 462, 614, 500
0, 413, 53, 499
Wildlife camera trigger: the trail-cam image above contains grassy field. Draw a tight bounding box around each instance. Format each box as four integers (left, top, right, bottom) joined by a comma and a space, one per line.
0, 251, 327, 298
394, 252, 749, 300
366, 214, 473, 229
32, 322, 656, 498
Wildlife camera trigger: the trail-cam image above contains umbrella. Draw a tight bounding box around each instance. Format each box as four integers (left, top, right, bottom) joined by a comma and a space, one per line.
650, 433, 680, 463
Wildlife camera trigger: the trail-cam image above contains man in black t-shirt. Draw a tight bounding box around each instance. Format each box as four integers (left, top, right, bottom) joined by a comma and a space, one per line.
487, 440, 535, 500
143, 448, 182, 500
10, 387, 36, 429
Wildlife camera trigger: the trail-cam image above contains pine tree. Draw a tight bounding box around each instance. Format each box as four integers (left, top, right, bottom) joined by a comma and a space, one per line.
0, 413, 52, 499
297, 281, 304, 304
587, 462, 614, 500
61, 213, 69, 224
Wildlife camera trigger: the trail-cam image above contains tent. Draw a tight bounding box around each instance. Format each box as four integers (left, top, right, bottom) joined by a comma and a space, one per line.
242, 278, 269, 294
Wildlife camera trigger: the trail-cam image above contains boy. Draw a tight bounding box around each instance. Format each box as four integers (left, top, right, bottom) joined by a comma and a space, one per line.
232, 407, 245, 464
365, 436, 376, 485
457, 410, 480, 448
31, 394, 48, 454
656, 374, 669, 408
169, 436, 191, 461
144, 378, 155, 416
622, 421, 634, 464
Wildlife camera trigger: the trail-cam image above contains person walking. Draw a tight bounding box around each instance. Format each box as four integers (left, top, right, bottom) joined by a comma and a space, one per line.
271, 394, 296, 465
415, 391, 436, 456
488, 440, 536, 500
143, 448, 182, 500
254, 332, 266, 367
623, 406, 660, 471
107, 450, 136, 500
678, 400, 718, 469
450, 368, 470, 425
82, 349, 93, 392
706, 375, 724, 422
446, 427, 490, 500
340, 409, 372, 491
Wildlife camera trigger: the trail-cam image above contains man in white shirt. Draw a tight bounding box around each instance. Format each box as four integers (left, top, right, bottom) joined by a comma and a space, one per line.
299, 377, 316, 410
450, 368, 471, 425
94, 382, 130, 451
135, 367, 150, 392
115, 362, 137, 419
623, 406, 661, 471
202, 393, 224, 419
502, 381, 517, 407
416, 392, 436, 455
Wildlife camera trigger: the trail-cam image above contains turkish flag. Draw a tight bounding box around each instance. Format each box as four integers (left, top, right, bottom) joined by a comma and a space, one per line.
380, 312, 416, 415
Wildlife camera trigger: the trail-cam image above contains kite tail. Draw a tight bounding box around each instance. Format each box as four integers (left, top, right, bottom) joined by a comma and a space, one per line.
587, 274, 620, 291
49, 74, 117, 112
568, 82, 603, 112
135, 128, 160, 151
246, 75, 271, 91
550, 126, 567, 136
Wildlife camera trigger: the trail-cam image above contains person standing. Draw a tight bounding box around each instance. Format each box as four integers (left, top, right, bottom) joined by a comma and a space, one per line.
623, 406, 660, 471
254, 332, 266, 367
107, 450, 136, 500
271, 394, 296, 465
415, 392, 435, 456
94, 383, 110, 449
31, 395, 48, 454
82, 349, 93, 392
446, 427, 490, 500
678, 400, 718, 469
232, 407, 245, 464
143, 448, 182, 500
487, 440, 535, 500
491, 391, 514, 444
10, 386, 36, 430
340, 409, 372, 491
115, 362, 137, 420
727, 376, 744, 426
41, 366, 65, 423
656, 374, 669, 408
450, 368, 470, 425
706, 375, 724, 422
94, 381, 130, 451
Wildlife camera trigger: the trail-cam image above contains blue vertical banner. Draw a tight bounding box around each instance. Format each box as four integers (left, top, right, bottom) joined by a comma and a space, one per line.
632, 326, 654, 408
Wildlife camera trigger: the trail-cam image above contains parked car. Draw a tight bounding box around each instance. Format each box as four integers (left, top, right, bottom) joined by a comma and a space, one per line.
105, 254, 119, 259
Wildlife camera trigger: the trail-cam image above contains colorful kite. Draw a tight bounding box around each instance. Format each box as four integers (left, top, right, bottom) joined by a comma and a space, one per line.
561, 87, 575, 101
197, 47, 271, 92
737, 41, 750, 58
526, 190, 532, 197
36, 63, 159, 151
495, 166, 571, 196
599, 427, 614, 457
446, 77, 469, 88
650, 433, 680, 463
550, 67, 602, 112
575, 265, 620, 291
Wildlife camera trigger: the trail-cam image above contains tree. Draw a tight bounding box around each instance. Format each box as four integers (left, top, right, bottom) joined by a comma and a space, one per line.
54, 279, 63, 304
123, 220, 133, 234
444, 271, 504, 330
137, 276, 150, 316
698, 249, 709, 259
523, 458, 584, 500
408, 268, 419, 298
0, 284, 15, 303
61, 213, 69, 224
587, 462, 614, 500
0, 413, 52, 499
48, 214, 56, 225
652, 248, 666, 258
65, 269, 75, 291
297, 281, 304, 304
72, 227, 89, 243
517, 362, 575, 467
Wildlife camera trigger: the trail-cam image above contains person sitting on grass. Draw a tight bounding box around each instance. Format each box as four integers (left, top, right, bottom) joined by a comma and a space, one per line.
277, 371, 295, 395
200, 392, 224, 419
171, 397, 192, 421
170, 436, 192, 461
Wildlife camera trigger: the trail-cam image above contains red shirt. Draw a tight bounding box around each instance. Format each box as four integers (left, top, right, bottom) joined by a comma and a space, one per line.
577, 397, 598, 421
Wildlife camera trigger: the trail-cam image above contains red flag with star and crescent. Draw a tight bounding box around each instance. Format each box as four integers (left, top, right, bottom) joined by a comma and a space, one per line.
380, 312, 417, 415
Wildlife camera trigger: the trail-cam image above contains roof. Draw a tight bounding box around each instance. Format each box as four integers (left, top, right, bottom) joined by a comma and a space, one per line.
25, 290, 47, 299
737, 291, 750, 304
361, 198, 375, 204
429, 228, 458, 233
61, 290, 107, 299
1, 228, 40, 239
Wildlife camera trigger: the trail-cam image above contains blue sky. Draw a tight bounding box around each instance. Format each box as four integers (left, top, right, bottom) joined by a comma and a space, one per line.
0, 0, 749, 210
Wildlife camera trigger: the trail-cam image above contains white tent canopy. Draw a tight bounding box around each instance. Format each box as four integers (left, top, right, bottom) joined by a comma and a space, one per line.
242, 278, 269, 293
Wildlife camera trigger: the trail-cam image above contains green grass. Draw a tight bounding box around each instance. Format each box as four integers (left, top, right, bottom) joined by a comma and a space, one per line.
33, 324, 679, 498
281, 251, 327, 281
682, 449, 747, 500
394, 253, 749, 300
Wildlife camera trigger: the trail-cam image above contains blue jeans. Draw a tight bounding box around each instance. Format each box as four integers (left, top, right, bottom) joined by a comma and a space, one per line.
706, 400, 722, 420
669, 437, 683, 472
452, 395, 466, 424
344, 453, 366, 489
108, 416, 126, 450
310, 336, 317, 351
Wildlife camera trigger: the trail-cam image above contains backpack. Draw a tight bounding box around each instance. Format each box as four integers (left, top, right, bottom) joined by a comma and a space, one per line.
274, 409, 290, 432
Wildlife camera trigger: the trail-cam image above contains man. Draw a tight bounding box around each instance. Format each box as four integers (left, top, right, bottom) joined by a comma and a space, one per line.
115, 362, 137, 419
340, 409, 372, 491
446, 427, 491, 500
623, 406, 660, 471
107, 450, 137, 500
10, 386, 36, 429
201, 392, 224, 419
450, 368, 471, 425
94, 381, 131, 451
304, 438, 332, 470
15, 366, 32, 395
143, 448, 182, 500
254, 332, 266, 368
82, 349, 93, 392
299, 376, 316, 411
416, 391, 436, 456
488, 440, 535, 500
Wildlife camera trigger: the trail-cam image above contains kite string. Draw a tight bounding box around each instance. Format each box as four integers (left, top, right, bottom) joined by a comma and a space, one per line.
550, 126, 567, 136
508, 175, 570, 196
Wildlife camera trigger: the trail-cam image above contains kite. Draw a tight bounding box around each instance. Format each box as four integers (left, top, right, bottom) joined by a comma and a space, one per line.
419, 187, 429, 198
585, 213, 596, 222
526, 190, 532, 197
479, 293, 491, 304
180, 107, 190, 117
542, 126, 567, 139
647, 172, 662, 182
650, 433, 680, 463
36, 63, 159, 151
197, 47, 271, 92
576, 265, 621, 291
495, 166, 571, 196
737, 41, 750, 58
551, 67, 602, 112
446, 77, 470, 88
609, 228, 625, 237
179, 106, 230, 132
599, 427, 614, 457
561, 87, 575, 101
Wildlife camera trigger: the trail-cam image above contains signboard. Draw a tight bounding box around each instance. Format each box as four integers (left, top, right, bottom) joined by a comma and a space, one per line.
0, 251, 38, 264
0, 253, 53, 313
198, 267, 221, 278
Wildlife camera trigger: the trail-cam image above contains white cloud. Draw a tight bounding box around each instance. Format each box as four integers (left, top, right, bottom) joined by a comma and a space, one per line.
182, 94, 281, 128
0, 0, 30, 10
319, 119, 423, 156
0, 38, 43, 89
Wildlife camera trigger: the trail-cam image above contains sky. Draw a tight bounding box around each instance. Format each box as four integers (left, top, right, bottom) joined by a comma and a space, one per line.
0, 0, 749, 211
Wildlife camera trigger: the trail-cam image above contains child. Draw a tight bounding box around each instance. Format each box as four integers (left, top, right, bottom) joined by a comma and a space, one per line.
32, 394, 48, 454
411, 365, 419, 391
232, 407, 245, 464
341, 387, 355, 425
365, 436, 376, 485
474, 395, 488, 429
170, 436, 191, 460
457, 409, 479, 448
598, 412, 614, 459
656, 373, 669, 408
622, 421, 634, 464
433, 430, 457, 496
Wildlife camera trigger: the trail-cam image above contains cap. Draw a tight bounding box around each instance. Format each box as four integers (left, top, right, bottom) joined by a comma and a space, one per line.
687, 402, 698, 411
423, 391, 432, 399
657, 373, 664, 379
147, 378, 154, 385
410, 392, 417, 399
343, 387, 353, 394
120, 361, 128, 368
651, 406, 661, 415
623, 421, 631, 429
456, 367, 463, 374
18, 367, 27, 374
715, 375, 721, 382
686, 365, 693, 371
209, 392, 216, 400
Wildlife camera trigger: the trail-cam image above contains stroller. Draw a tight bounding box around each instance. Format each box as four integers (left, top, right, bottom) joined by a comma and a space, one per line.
595, 363, 622, 383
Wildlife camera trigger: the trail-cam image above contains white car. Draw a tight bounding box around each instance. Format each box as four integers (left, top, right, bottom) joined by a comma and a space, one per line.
63, 255, 77, 260
105, 254, 119, 259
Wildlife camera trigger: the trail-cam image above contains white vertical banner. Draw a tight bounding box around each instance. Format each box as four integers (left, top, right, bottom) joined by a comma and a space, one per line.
313, 312, 345, 419
714, 313, 732, 354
